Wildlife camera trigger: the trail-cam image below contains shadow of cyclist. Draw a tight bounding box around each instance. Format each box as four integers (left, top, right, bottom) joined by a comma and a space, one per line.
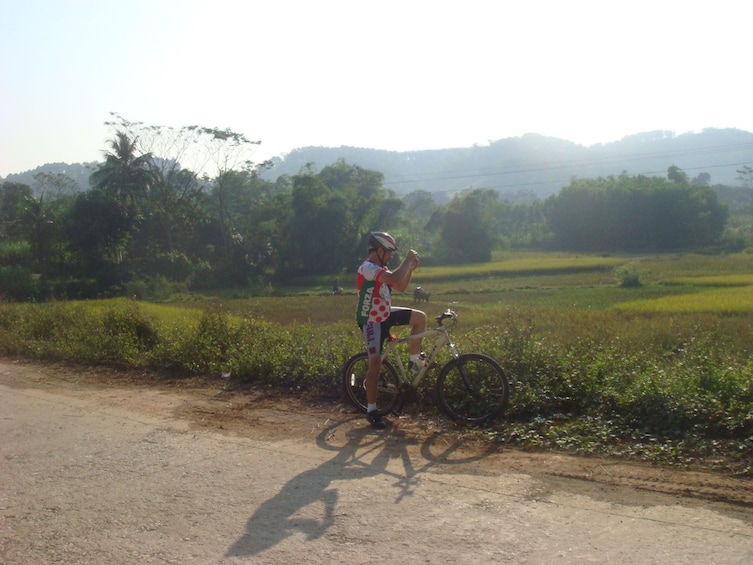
224, 417, 499, 558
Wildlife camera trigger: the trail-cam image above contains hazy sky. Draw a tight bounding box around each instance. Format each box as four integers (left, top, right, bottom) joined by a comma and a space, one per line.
1, 0, 749, 177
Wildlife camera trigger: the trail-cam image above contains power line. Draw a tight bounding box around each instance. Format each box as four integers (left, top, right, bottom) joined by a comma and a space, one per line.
471, 161, 753, 193
382, 141, 753, 190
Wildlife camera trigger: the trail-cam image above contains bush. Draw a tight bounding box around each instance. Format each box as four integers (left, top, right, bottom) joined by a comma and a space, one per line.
123, 275, 188, 301
132, 252, 194, 283
1, 296, 752, 470
0, 240, 32, 267
614, 260, 642, 287
0, 266, 36, 301
188, 262, 218, 291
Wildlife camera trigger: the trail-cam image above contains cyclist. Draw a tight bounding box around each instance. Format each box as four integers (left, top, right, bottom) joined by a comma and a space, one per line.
356, 231, 426, 429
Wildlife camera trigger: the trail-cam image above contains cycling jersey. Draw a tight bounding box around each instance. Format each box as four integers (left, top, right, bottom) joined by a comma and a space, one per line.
355, 259, 391, 325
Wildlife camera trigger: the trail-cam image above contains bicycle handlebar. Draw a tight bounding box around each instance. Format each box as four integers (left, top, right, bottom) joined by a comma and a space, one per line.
436, 309, 457, 325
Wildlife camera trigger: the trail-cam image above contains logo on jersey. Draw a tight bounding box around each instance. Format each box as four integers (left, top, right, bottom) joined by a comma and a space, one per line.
359, 286, 374, 320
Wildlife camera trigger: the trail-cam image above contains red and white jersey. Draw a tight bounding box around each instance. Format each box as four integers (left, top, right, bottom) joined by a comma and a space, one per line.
355, 259, 391, 324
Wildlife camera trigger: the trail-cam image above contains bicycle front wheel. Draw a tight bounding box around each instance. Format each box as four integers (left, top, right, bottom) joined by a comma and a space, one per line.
436, 353, 510, 424
341, 353, 400, 416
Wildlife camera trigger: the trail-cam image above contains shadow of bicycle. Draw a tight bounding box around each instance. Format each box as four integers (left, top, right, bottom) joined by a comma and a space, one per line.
224, 416, 500, 558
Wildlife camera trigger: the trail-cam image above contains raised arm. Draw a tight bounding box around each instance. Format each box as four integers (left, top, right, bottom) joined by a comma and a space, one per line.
379, 249, 419, 293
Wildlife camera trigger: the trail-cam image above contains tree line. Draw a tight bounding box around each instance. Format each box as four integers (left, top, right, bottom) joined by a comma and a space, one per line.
0, 119, 743, 301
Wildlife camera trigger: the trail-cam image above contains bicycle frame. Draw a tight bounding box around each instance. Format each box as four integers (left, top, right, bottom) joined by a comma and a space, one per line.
381, 317, 460, 388
342, 308, 510, 423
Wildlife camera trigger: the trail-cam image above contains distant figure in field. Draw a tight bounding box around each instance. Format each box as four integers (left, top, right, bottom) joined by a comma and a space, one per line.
413, 286, 430, 303
332, 278, 343, 295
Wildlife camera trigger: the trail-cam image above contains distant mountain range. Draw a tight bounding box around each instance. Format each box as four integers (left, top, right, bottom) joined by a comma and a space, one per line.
6, 129, 753, 201
261, 129, 753, 200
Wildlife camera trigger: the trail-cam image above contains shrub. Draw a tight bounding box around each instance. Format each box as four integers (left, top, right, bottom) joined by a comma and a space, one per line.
614, 260, 642, 287
0, 266, 35, 301
1, 282, 752, 471
0, 240, 32, 267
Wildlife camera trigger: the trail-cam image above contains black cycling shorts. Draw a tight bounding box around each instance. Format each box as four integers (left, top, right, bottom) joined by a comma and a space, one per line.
359, 307, 413, 357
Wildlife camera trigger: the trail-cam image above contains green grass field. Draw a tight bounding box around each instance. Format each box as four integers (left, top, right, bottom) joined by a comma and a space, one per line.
1, 251, 752, 472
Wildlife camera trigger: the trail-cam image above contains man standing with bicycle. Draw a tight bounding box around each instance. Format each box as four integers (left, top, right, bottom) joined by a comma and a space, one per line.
356, 231, 426, 429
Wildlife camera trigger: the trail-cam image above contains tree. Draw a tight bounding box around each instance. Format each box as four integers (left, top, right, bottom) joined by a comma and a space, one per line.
277, 160, 398, 276
398, 190, 437, 252
498, 198, 547, 248
19, 195, 56, 279
545, 173, 728, 251
192, 127, 263, 259
543, 178, 606, 250
0, 181, 34, 239
88, 131, 163, 272
91, 115, 271, 288
103, 115, 265, 262
316, 159, 395, 264
667, 164, 689, 184
32, 172, 81, 198
90, 131, 156, 216
147, 167, 205, 254
438, 189, 499, 263
65, 189, 134, 291
285, 173, 347, 274
736, 165, 753, 189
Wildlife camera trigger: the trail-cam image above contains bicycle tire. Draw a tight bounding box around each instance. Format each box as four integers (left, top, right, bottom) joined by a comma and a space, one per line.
341, 353, 401, 416
436, 353, 510, 424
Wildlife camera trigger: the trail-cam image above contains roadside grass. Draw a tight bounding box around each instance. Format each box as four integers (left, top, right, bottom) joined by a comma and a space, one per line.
1, 251, 752, 474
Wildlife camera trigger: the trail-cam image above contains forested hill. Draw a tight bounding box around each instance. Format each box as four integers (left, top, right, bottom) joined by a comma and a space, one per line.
3, 162, 97, 194
5, 129, 753, 200
261, 128, 753, 200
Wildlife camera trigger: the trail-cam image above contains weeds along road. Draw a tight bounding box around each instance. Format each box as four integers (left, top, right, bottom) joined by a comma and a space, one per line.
1, 361, 752, 564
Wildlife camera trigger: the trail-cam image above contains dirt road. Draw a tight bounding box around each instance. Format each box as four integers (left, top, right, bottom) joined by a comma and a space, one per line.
1, 360, 752, 564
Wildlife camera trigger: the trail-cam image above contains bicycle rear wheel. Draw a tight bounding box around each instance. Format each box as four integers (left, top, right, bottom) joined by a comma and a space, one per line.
436, 353, 510, 424
341, 353, 400, 416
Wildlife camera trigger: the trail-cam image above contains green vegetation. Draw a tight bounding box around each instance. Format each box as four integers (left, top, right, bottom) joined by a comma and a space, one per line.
614, 286, 753, 314
404, 254, 624, 282
2, 116, 753, 475
548, 173, 728, 251
3, 115, 751, 303
0, 252, 752, 475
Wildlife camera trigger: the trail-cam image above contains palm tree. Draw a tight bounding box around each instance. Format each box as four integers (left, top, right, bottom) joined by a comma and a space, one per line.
90, 131, 156, 216
21, 194, 55, 279
89, 131, 159, 264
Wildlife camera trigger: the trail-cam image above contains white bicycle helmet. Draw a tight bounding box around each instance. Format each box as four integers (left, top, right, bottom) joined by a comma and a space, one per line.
368, 231, 398, 252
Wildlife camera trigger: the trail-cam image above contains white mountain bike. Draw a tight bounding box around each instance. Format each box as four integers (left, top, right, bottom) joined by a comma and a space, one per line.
342, 310, 510, 424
